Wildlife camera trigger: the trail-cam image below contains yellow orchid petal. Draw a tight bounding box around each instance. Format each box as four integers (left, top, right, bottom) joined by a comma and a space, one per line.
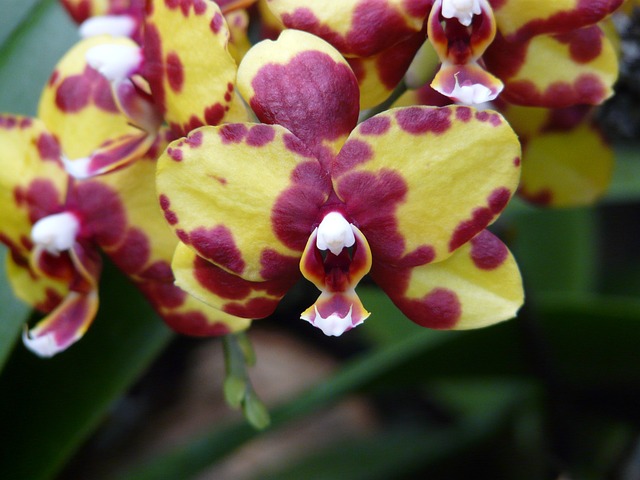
265, 0, 430, 57
38, 36, 142, 160
0, 115, 68, 256
60, 0, 114, 22
157, 124, 331, 282
487, 25, 618, 107
374, 230, 523, 329
23, 290, 99, 357
237, 29, 359, 157
333, 106, 521, 267
225, 10, 252, 63
5, 250, 69, 312
493, 0, 622, 40
144, 0, 243, 135
348, 31, 425, 109
519, 122, 613, 207
172, 241, 296, 319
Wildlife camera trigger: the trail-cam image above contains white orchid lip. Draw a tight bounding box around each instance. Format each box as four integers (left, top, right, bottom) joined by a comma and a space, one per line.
441, 0, 483, 27
446, 72, 501, 105
305, 305, 363, 337
79, 15, 137, 39
31, 211, 80, 255
86, 43, 142, 83
316, 211, 356, 256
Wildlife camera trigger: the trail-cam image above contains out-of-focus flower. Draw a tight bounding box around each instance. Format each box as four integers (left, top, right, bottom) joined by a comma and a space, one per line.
265, 0, 622, 108
157, 30, 524, 336
60, 0, 249, 178
398, 39, 615, 208
0, 26, 252, 356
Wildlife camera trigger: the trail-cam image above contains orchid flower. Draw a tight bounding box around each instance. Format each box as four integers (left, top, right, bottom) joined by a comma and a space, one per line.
396, 49, 615, 208
265, 0, 622, 107
61, 0, 248, 178
156, 30, 524, 336
0, 115, 249, 356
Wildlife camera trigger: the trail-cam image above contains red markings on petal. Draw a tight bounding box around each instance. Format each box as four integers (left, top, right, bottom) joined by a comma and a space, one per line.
55, 66, 118, 114
470, 230, 508, 270
167, 146, 183, 161
359, 115, 391, 135
190, 225, 246, 274
210, 11, 224, 33
246, 124, 276, 147
395, 107, 452, 135
14, 179, 62, 224
223, 297, 280, 319
250, 50, 359, 152
504, 74, 608, 108
166, 52, 185, 92
555, 26, 602, 64
449, 187, 511, 252
271, 160, 331, 250
410, 287, 461, 329
163, 311, 231, 336
110, 228, 151, 275
37, 133, 61, 162
456, 106, 473, 122
333, 138, 373, 175
194, 254, 252, 299
475, 110, 503, 126
73, 182, 127, 247
219, 123, 248, 143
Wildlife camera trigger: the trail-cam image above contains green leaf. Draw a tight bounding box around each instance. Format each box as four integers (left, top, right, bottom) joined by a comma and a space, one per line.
0, 0, 77, 115
0, 259, 173, 480
253, 380, 537, 480
511, 207, 598, 295
606, 144, 640, 203
0, 247, 31, 370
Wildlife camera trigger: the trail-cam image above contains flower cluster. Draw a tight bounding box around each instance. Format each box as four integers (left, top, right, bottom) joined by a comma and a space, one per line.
0, 0, 623, 356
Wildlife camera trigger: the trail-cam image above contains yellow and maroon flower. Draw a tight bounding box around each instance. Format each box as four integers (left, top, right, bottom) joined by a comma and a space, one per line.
263, 0, 432, 108
157, 30, 524, 336
395, 77, 614, 208
265, 0, 622, 108
64, 0, 249, 178
0, 116, 249, 357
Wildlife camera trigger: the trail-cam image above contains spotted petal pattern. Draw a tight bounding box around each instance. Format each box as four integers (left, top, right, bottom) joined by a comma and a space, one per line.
265, 0, 430, 57
237, 29, 360, 158
491, 0, 624, 40
156, 124, 331, 282
485, 25, 618, 107
333, 106, 521, 266
144, 0, 245, 136
374, 230, 523, 329
38, 36, 151, 175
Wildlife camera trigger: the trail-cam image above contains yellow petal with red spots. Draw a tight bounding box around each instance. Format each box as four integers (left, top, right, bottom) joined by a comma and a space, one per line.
373, 230, 523, 330
23, 290, 99, 357
488, 25, 618, 107
332, 106, 521, 267
519, 122, 613, 207
38, 36, 142, 160
5, 250, 70, 313
144, 0, 242, 136
157, 124, 331, 282
77, 132, 252, 335
265, 0, 430, 57
172, 241, 296, 319
237, 29, 359, 157
493, 0, 623, 40
0, 115, 67, 257
348, 30, 425, 109
60, 0, 114, 22
225, 9, 252, 63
